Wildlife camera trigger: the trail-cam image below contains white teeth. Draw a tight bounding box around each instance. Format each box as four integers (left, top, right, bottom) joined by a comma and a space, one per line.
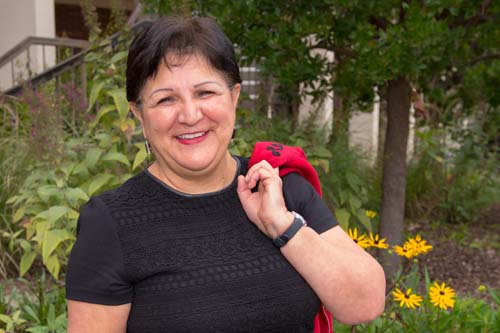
177, 132, 206, 140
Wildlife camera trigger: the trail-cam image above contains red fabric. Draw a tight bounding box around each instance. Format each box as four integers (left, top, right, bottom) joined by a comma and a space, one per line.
249, 141, 333, 333
248, 142, 322, 197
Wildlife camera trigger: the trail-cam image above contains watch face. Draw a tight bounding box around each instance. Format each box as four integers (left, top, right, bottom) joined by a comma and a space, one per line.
294, 212, 307, 226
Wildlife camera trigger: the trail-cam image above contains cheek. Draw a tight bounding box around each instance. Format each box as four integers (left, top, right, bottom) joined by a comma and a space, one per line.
204, 99, 236, 124
145, 109, 177, 132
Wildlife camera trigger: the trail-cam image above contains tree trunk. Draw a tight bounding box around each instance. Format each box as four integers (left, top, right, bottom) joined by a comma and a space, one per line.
379, 77, 411, 277
330, 93, 349, 145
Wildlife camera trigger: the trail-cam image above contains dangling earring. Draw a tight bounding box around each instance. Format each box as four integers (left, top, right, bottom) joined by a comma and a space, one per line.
231, 128, 236, 140
145, 139, 152, 156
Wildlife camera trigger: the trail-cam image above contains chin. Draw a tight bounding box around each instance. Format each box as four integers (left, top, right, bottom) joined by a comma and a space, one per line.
177, 155, 220, 173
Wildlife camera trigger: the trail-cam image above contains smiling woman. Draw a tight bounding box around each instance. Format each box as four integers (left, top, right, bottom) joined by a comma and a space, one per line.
65, 16, 386, 333
130, 55, 240, 193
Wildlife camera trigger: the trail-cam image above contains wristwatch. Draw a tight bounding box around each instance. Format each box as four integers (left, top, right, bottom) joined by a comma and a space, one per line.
272, 212, 307, 248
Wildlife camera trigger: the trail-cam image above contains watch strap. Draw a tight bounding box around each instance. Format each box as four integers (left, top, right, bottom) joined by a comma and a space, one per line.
272, 212, 307, 248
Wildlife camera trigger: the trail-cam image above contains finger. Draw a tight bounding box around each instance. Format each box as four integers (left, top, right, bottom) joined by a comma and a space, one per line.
245, 160, 275, 181
246, 167, 277, 189
237, 175, 251, 197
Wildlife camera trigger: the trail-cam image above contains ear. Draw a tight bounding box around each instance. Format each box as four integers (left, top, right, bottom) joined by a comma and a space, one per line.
231, 83, 241, 109
130, 102, 147, 138
129, 102, 144, 124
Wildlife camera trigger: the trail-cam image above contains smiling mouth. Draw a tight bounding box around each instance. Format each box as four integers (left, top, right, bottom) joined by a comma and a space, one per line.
176, 131, 208, 140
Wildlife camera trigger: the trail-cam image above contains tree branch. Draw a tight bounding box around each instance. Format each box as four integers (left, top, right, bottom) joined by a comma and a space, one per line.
369, 16, 389, 31
480, 0, 492, 15
313, 41, 358, 60
450, 0, 493, 28
469, 52, 500, 66
399, 0, 406, 24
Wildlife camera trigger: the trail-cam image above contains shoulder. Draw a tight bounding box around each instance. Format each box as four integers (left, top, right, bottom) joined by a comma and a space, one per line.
76, 172, 152, 231
282, 172, 317, 206
97, 171, 151, 202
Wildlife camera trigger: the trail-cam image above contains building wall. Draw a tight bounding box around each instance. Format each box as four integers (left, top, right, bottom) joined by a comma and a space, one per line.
0, 0, 55, 90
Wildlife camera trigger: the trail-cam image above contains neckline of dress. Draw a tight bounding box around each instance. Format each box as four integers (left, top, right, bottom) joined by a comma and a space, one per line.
143, 156, 241, 198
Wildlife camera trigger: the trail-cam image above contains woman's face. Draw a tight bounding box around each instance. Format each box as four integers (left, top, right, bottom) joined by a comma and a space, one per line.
131, 54, 240, 178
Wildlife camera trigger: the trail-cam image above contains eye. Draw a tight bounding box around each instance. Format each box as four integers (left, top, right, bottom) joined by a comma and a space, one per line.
157, 96, 175, 105
198, 90, 215, 98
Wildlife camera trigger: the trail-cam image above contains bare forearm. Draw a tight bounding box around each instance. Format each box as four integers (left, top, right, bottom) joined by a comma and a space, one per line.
280, 226, 386, 324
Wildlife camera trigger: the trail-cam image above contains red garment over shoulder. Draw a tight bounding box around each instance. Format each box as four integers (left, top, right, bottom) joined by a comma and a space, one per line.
249, 141, 333, 333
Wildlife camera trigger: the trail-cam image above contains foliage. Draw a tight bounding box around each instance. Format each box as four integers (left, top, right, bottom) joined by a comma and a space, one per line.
406, 122, 500, 224
338, 232, 500, 333
3, 26, 144, 280
322, 138, 375, 233
1, 2, 499, 331
0, 274, 67, 333
145, 0, 500, 276
231, 108, 375, 234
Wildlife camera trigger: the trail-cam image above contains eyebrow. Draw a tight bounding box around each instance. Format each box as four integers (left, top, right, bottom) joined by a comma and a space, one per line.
149, 88, 173, 99
148, 81, 224, 99
194, 81, 223, 88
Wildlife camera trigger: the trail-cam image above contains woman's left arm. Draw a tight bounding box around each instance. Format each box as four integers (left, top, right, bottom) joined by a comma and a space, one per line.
237, 160, 386, 325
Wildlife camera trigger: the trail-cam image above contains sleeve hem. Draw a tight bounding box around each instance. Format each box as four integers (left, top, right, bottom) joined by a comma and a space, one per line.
66, 288, 133, 305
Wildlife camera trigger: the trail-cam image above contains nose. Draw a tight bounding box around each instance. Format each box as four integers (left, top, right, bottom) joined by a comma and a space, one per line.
177, 98, 203, 125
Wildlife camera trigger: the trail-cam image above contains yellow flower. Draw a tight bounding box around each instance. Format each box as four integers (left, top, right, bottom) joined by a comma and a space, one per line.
348, 228, 370, 249
429, 282, 456, 310
477, 285, 487, 293
407, 234, 433, 255
367, 233, 389, 249
394, 235, 433, 259
393, 244, 415, 259
365, 210, 377, 219
392, 288, 423, 309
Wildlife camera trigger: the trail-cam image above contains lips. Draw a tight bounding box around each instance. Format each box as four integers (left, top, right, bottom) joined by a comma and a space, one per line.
176, 131, 207, 140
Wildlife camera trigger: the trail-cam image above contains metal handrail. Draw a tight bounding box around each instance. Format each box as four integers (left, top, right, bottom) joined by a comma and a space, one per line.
0, 36, 89, 69
2, 20, 154, 96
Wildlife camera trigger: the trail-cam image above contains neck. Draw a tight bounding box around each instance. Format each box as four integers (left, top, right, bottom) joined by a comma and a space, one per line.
149, 153, 237, 195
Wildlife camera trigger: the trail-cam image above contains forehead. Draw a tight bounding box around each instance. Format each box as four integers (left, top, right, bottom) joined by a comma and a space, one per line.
151, 54, 224, 83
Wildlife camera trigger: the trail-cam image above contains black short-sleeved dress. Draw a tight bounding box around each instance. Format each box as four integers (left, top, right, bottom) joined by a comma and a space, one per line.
66, 156, 337, 333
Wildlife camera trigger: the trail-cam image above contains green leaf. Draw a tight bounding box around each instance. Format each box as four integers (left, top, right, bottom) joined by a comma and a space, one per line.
90, 104, 116, 128
42, 229, 74, 263
335, 208, 351, 231
87, 81, 105, 112
132, 144, 148, 170
108, 89, 130, 121
33, 206, 72, 225
348, 193, 362, 210
6, 195, 18, 205
47, 304, 55, 326
26, 327, 47, 333
37, 185, 61, 204
88, 173, 114, 196
22, 305, 39, 322
64, 187, 89, 203
19, 251, 37, 277
13, 207, 25, 223
0, 314, 12, 325
357, 211, 372, 233
102, 151, 131, 168
313, 146, 332, 159
73, 161, 89, 175
85, 147, 103, 169
45, 253, 61, 279
345, 172, 360, 190
110, 50, 128, 63
19, 239, 32, 252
